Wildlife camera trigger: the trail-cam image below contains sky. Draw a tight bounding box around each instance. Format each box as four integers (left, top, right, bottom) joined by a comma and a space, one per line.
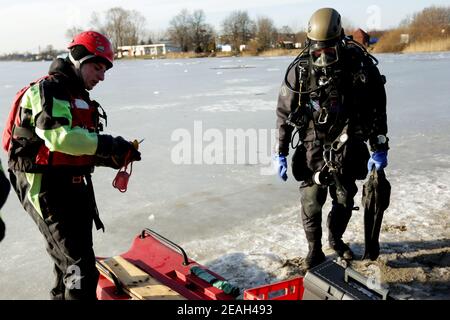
0, 0, 449, 54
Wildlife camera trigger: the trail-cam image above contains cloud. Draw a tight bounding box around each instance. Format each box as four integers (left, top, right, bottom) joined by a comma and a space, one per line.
0, 0, 115, 53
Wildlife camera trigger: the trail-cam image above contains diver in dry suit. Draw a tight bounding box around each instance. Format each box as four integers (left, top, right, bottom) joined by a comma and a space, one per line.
274, 8, 389, 269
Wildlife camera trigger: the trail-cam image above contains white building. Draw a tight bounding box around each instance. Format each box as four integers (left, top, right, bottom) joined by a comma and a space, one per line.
217, 44, 232, 52
400, 34, 410, 44
118, 43, 181, 57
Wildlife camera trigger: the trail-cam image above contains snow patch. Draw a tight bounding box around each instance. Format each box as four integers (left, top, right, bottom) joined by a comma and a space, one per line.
118, 103, 179, 111
195, 99, 276, 112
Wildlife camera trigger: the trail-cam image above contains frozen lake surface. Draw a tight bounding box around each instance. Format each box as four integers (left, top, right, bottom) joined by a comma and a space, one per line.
0, 52, 449, 299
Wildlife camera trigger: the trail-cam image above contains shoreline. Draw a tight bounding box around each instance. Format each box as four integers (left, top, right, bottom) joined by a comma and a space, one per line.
116, 47, 450, 61
1, 47, 449, 63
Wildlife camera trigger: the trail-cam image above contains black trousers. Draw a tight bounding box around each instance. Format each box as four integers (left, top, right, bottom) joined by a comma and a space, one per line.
9, 170, 99, 300
299, 178, 358, 246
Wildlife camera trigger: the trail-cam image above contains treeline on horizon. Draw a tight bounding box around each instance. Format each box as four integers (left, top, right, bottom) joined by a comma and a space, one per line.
372, 6, 450, 53
68, 7, 307, 55
1, 5, 449, 61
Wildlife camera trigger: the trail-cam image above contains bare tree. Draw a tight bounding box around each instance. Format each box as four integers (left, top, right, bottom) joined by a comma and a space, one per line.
138, 29, 153, 45
255, 16, 277, 51
65, 26, 84, 41
90, 11, 103, 32
149, 29, 167, 43
409, 6, 450, 40
190, 10, 215, 53
40, 45, 58, 59
278, 25, 295, 43
167, 9, 215, 52
128, 10, 147, 44
222, 10, 256, 51
279, 25, 293, 36
90, 7, 147, 49
168, 9, 191, 52
202, 24, 216, 52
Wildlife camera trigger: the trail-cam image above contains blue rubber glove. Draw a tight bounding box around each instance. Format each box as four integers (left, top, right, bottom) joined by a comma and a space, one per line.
367, 150, 388, 172
273, 154, 288, 181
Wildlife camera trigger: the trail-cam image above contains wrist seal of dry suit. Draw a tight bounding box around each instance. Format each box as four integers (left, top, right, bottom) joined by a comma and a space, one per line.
95, 134, 115, 158
370, 135, 389, 152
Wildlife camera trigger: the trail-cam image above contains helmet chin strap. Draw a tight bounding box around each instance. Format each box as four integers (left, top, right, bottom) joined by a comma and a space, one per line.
68, 52, 96, 71
68, 52, 96, 89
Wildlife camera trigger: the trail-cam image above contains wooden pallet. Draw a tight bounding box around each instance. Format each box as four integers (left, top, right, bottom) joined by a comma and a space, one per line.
97, 256, 185, 300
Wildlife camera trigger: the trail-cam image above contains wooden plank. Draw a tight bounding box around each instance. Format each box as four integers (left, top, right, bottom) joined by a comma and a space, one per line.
99, 256, 186, 300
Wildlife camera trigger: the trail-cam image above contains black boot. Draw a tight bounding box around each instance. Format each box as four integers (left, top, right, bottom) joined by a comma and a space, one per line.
330, 239, 354, 260
305, 241, 326, 270
50, 264, 65, 300
327, 204, 354, 261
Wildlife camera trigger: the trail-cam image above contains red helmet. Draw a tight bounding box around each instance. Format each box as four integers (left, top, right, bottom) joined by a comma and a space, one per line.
68, 31, 114, 69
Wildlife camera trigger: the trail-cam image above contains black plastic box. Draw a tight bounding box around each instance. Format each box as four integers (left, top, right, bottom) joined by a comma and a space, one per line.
303, 260, 390, 300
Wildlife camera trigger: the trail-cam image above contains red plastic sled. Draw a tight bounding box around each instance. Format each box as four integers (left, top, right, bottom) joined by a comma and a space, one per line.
96, 228, 236, 300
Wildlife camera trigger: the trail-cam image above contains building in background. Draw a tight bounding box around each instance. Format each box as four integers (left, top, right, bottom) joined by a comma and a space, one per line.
118, 42, 181, 57
352, 28, 370, 47
216, 44, 232, 52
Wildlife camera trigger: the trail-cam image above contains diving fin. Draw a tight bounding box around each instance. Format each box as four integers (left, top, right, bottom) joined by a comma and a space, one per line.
362, 168, 391, 260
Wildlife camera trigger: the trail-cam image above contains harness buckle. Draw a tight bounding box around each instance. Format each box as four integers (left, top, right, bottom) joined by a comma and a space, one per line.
72, 176, 84, 184
317, 109, 328, 124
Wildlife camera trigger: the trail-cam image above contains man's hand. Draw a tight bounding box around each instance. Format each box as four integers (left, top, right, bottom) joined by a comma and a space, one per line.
273, 154, 288, 181
367, 150, 388, 172
96, 135, 142, 168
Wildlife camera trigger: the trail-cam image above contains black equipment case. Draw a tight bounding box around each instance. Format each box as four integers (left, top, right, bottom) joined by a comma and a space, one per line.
303, 260, 391, 300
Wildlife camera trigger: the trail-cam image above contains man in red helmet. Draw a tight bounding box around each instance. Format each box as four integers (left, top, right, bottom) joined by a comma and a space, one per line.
7, 31, 141, 299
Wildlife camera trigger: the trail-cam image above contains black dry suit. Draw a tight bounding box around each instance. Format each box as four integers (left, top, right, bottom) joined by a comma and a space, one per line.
276, 40, 388, 252
8, 58, 107, 300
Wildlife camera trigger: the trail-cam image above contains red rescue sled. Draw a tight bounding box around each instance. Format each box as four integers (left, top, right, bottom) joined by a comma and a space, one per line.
96, 229, 392, 301
96, 228, 237, 300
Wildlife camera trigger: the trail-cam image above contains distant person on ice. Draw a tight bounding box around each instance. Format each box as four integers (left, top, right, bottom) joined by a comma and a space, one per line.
273, 8, 389, 269
6, 31, 141, 299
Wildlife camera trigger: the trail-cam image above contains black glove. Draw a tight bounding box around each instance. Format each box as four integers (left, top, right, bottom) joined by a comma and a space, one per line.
96, 135, 141, 168
0, 217, 5, 242
0, 168, 10, 210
